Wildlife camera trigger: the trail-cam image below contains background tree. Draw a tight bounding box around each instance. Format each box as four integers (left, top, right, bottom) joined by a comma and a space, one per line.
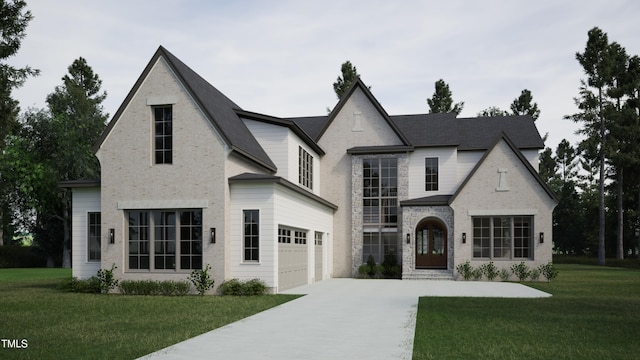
333, 60, 369, 99
0, 0, 39, 245
427, 79, 464, 115
566, 27, 616, 265
510, 89, 541, 120
477, 106, 509, 117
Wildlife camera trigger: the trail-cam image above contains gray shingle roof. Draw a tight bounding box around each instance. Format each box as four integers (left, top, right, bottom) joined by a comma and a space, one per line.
94, 46, 277, 173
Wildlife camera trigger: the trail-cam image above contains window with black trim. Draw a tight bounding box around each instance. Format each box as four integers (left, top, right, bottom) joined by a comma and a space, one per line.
154, 105, 172, 164
472, 216, 533, 259
243, 210, 259, 262
299, 146, 313, 189
88, 212, 101, 261
127, 209, 202, 271
425, 157, 438, 191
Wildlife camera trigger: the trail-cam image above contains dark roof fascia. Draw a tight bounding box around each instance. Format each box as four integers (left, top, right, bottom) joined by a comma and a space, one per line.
449, 133, 558, 205
316, 78, 411, 146
59, 179, 101, 188
400, 195, 452, 206
347, 145, 414, 155
235, 109, 326, 156
93, 46, 277, 173
228, 173, 338, 211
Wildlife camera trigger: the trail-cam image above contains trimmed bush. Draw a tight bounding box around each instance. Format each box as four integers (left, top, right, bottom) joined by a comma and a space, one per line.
219, 278, 268, 296
480, 261, 499, 281
510, 262, 531, 282
499, 268, 511, 281
538, 261, 559, 281
118, 280, 190, 295
57, 277, 101, 293
456, 261, 474, 280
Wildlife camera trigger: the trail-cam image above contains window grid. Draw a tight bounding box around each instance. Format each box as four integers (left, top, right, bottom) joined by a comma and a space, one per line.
88, 212, 101, 261
128, 209, 202, 271
425, 157, 438, 191
278, 227, 291, 244
362, 157, 399, 264
298, 147, 313, 190
294, 231, 307, 245
154, 106, 172, 164
472, 216, 532, 259
243, 210, 259, 262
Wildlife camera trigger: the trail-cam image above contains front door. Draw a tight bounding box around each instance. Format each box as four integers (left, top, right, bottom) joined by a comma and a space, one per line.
415, 219, 447, 269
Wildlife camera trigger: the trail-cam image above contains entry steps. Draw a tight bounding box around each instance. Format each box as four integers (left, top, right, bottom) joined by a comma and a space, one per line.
403, 269, 455, 281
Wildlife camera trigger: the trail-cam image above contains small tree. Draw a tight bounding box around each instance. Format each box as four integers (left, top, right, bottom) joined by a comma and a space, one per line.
189, 264, 215, 295
427, 79, 464, 115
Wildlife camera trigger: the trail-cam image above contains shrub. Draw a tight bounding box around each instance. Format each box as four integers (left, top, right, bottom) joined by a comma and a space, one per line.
510, 262, 531, 282
119, 280, 190, 295
455, 261, 474, 280
480, 262, 499, 281
219, 278, 268, 296
382, 254, 401, 278
159, 280, 190, 296
499, 268, 511, 281
96, 264, 119, 294
366, 255, 377, 277
189, 264, 215, 295
471, 267, 483, 281
357, 264, 370, 278
529, 268, 541, 281
538, 261, 559, 281
57, 277, 101, 293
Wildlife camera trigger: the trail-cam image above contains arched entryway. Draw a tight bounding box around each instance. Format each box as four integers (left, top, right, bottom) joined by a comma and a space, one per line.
415, 218, 447, 269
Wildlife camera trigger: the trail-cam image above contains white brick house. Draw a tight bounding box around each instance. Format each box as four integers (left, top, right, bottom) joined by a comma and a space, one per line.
61, 47, 557, 293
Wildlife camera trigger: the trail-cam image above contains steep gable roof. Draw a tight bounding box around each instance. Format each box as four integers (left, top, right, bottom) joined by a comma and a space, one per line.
314, 78, 411, 145
449, 133, 558, 204
94, 46, 276, 173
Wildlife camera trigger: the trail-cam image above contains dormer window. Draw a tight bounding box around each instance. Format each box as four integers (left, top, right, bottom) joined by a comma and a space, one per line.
299, 146, 313, 190
154, 105, 173, 164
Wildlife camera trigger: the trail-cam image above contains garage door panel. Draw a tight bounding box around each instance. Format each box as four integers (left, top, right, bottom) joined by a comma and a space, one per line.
278, 244, 307, 291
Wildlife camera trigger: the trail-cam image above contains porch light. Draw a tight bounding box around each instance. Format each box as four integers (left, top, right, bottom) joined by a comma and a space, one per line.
210, 228, 216, 243
539, 232, 544, 243
462, 232, 466, 244
109, 228, 115, 244
406, 233, 410, 244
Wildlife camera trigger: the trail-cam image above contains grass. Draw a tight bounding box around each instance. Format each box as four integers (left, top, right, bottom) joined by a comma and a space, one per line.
0, 268, 298, 359
412, 264, 640, 359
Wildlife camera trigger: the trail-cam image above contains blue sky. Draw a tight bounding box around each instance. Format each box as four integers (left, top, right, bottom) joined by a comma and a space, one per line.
8, 0, 640, 150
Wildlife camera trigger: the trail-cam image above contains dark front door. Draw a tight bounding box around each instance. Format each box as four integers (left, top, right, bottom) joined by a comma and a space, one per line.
415, 219, 447, 269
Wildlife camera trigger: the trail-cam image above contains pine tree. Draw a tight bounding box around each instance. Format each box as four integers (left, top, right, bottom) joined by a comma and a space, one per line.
510, 89, 541, 120
427, 79, 464, 115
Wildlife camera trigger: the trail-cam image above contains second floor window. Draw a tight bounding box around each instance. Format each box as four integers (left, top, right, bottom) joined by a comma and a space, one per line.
425, 157, 438, 191
299, 147, 313, 189
154, 106, 172, 164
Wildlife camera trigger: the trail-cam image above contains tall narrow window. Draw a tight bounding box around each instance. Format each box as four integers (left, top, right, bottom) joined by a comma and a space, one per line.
154, 211, 176, 270
180, 210, 203, 270
299, 146, 313, 189
425, 157, 438, 191
154, 106, 172, 164
88, 212, 101, 261
243, 210, 259, 262
129, 211, 150, 269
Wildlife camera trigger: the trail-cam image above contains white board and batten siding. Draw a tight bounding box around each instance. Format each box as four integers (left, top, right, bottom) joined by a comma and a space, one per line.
70, 187, 101, 279
229, 182, 277, 287
407, 148, 458, 199
229, 180, 333, 292
274, 184, 333, 291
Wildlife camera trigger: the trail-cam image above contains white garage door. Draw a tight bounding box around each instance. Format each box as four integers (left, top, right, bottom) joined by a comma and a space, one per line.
278, 228, 308, 291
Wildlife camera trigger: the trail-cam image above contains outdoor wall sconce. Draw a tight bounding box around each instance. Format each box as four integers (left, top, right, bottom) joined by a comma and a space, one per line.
406, 233, 410, 244
109, 228, 115, 244
539, 232, 544, 243
210, 228, 216, 244
462, 232, 466, 244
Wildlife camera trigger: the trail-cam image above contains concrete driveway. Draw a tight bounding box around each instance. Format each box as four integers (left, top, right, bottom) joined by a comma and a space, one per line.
139, 279, 550, 360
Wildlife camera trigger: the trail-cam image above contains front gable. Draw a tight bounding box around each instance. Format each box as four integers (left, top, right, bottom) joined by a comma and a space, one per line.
450, 134, 557, 211
317, 79, 409, 148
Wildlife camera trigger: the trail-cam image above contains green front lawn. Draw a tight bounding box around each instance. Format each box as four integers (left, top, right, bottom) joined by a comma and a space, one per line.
412, 264, 640, 359
0, 269, 298, 359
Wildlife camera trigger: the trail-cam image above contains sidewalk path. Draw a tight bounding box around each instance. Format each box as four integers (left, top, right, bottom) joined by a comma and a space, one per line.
140, 279, 550, 360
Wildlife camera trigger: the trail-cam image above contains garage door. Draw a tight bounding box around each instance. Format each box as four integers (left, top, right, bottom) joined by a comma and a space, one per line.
278, 228, 308, 291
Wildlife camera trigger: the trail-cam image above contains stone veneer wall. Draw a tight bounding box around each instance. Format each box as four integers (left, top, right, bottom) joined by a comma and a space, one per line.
401, 206, 454, 277
351, 153, 409, 276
